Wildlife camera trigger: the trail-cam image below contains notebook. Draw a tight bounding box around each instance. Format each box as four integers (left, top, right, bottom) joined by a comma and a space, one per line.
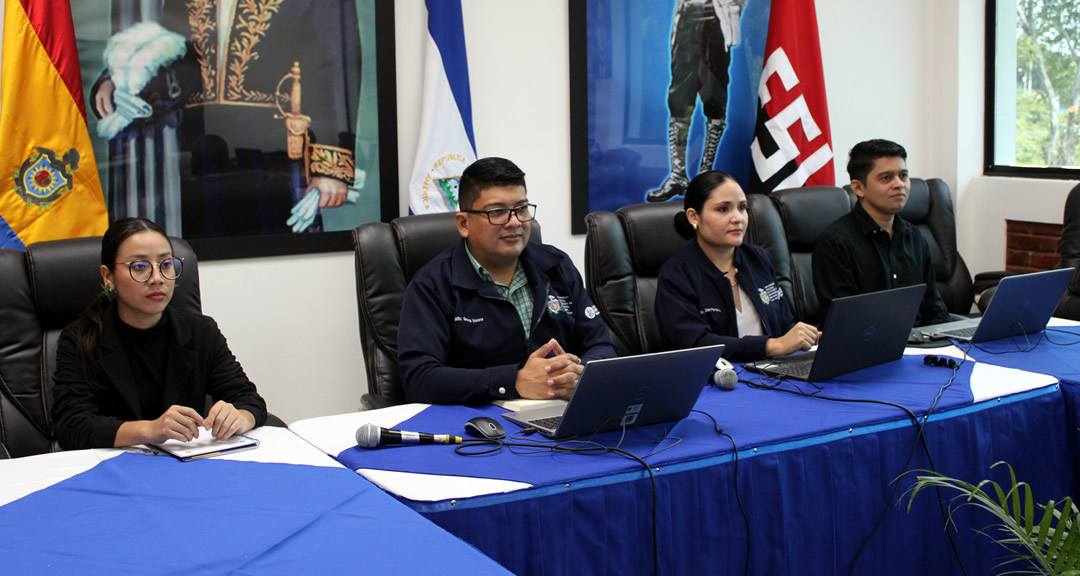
149, 428, 260, 462
503, 344, 725, 439
920, 268, 1073, 342
743, 284, 924, 382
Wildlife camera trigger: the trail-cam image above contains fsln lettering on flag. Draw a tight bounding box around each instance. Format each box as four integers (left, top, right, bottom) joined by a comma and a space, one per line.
749, 0, 834, 195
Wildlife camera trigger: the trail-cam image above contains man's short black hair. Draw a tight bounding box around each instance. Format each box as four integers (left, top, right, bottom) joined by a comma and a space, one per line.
458, 157, 526, 210
847, 139, 907, 183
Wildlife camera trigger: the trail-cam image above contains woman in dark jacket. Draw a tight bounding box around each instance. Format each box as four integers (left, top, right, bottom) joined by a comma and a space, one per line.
51, 218, 266, 450
655, 171, 820, 362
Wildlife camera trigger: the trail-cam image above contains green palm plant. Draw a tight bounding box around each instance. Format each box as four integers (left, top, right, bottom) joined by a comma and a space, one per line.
904, 461, 1080, 576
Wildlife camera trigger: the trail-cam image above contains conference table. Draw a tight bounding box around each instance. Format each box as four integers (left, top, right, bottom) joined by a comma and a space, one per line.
0, 426, 511, 574
290, 343, 1075, 576
2, 329, 1075, 575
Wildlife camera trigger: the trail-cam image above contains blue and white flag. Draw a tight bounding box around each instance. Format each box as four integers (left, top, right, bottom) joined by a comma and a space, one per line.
409, 0, 476, 214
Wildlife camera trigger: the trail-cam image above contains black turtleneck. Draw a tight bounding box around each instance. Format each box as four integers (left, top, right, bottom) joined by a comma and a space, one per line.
115, 308, 170, 419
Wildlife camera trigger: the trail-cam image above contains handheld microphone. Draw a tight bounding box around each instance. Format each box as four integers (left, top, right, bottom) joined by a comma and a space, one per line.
712, 357, 737, 391
354, 422, 464, 449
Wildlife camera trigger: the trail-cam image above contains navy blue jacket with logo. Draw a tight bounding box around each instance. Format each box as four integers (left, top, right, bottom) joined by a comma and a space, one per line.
398, 241, 617, 404
655, 241, 795, 362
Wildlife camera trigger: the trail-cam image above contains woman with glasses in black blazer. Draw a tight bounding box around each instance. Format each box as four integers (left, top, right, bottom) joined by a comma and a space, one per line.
51, 218, 266, 450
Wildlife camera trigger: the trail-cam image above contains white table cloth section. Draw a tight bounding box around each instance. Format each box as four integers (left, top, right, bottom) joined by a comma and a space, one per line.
0, 425, 341, 507
290, 404, 533, 502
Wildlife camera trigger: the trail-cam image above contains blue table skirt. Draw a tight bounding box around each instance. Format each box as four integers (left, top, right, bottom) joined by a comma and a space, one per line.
0, 454, 509, 575
1061, 382, 1080, 498
418, 387, 1069, 576
966, 326, 1080, 501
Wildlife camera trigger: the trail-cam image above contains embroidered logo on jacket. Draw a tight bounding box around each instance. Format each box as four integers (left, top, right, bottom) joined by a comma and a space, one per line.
760, 282, 784, 305
546, 294, 572, 315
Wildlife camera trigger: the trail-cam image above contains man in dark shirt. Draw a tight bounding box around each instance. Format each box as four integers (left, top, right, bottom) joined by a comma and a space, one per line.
812, 139, 951, 327
397, 157, 616, 404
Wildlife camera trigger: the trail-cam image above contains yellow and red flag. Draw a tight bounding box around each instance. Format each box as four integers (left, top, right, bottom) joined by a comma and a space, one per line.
0, 0, 107, 250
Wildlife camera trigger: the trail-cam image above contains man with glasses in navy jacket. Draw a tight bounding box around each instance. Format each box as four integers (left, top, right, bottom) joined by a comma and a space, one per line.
398, 157, 616, 405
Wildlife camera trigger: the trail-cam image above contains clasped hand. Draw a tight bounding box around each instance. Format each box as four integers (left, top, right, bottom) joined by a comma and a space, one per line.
146, 401, 253, 443
515, 339, 584, 400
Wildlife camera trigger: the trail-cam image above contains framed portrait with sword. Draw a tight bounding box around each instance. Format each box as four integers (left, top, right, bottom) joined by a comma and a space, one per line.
73, 0, 397, 258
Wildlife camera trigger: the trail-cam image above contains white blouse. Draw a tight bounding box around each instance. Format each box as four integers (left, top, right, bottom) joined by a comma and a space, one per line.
735, 284, 764, 337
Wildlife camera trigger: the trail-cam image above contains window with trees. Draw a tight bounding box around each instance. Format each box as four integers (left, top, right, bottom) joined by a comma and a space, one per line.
987, 0, 1080, 177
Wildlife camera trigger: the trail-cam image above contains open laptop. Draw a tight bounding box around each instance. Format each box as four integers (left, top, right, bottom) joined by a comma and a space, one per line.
743, 284, 924, 382
503, 344, 725, 438
920, 268, 1073, 342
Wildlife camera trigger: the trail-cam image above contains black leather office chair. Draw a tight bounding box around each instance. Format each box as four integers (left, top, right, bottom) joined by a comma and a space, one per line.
352, 213, 543, 410
768, 186, 853, 325
745, 191, 794, 316
897, 179, 976, 315
584, 203, 686, 356
0, 247, 44, 458
1055, 182, 1080, 319
0, 236, 201, 458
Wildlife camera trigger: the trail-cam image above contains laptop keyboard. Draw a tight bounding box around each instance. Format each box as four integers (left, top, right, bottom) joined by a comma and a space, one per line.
771, 359, 814, 379
530, 416, 563, 431
939, 326, 977, 339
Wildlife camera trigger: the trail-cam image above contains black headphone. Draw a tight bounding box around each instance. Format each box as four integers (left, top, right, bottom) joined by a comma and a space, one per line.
923, 354, 958, 369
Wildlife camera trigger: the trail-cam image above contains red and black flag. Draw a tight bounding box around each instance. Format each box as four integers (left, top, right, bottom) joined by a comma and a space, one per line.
748, 0, 834, 194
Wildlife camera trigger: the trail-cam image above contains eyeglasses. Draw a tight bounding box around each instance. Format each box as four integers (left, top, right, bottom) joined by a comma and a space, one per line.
116, 257, 184, 283
461, 204, 537, 225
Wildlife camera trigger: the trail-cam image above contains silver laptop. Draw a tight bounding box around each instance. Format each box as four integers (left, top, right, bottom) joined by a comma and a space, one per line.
920, 268, 1073, 342
503, 344, 725, 438
743, 284, 924, 382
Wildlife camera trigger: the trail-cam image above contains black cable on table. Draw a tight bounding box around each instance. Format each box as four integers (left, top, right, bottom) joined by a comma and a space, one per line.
742, 355, 970, 576
846, 344, 970, 576
1045, 327, 1080, 346
692, 409, 750, 576
967, 324, 1080, 354
454, 432, 661, 576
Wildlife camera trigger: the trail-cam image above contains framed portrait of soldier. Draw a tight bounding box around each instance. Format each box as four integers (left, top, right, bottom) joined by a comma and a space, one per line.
72, 0, 397, 259
569, 0, 769, 234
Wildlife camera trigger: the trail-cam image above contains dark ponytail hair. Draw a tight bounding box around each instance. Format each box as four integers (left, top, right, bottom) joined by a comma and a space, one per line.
672, 170, 737, 239
70, 218, 171, 388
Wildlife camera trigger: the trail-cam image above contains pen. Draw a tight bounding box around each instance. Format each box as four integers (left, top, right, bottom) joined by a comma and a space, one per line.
187, 451, 224, 461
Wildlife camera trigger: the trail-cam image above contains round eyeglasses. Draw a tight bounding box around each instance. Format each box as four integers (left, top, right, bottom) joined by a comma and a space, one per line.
460, 204, 537, 225
116, 257, 184, 283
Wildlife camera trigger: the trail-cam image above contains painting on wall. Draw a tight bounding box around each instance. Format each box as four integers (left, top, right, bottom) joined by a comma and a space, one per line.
570, 0, 771, 234
71, 0, 398, 259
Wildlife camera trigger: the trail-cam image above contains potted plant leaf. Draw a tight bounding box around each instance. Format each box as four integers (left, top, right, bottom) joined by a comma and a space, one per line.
904, 461, 1079, 575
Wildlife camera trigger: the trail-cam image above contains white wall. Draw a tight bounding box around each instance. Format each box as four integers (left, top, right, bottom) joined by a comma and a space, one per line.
200, 0, 1079, 424
817, 0, 937, 180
